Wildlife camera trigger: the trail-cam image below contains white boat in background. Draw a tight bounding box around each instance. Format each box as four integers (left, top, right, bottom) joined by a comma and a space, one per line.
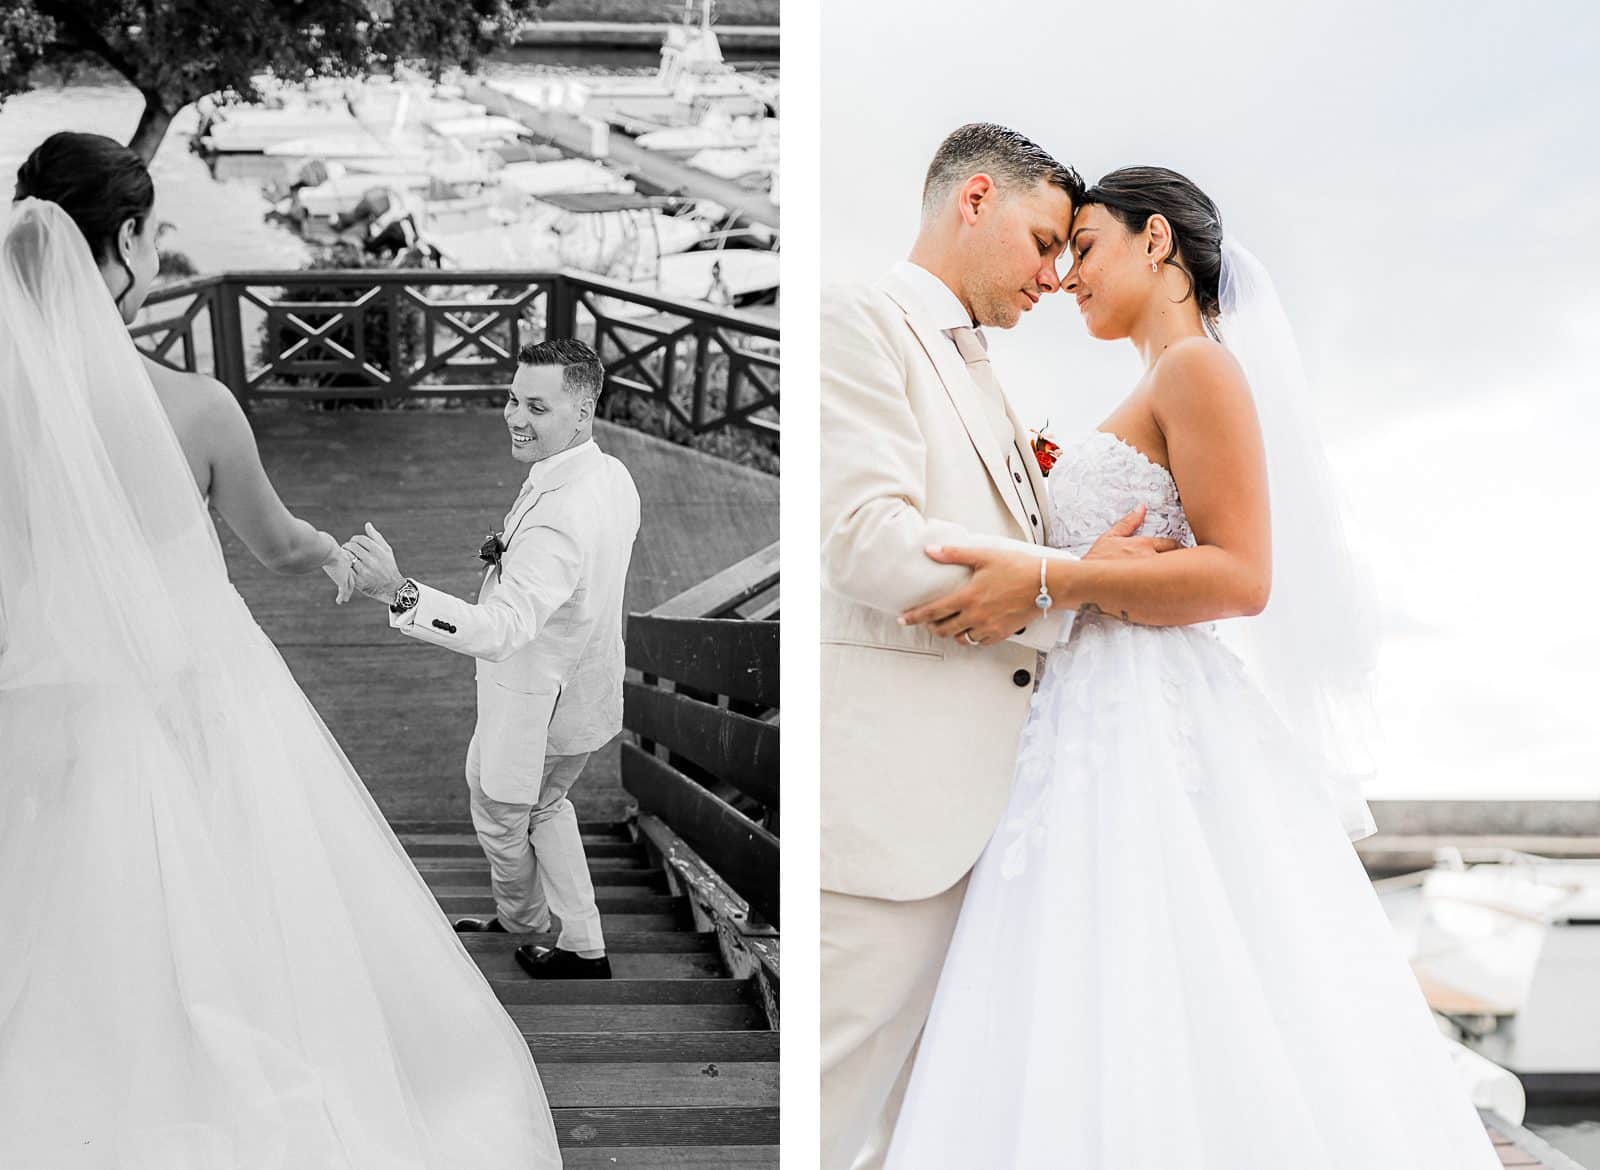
425, 193, 714, 279
636, 111, 774, 157
427, 114, 530, 147
1377, 851, 1600, 1104
264, 130, 424, 164
291, 162, 490, 220
199, 105, 361, 153
351, 84, 486, 130
497, 158, 635, 199
423, 223, 565, 270
643, 248, 779, 308
687, 143, 779, 184
495, 0, 771, 133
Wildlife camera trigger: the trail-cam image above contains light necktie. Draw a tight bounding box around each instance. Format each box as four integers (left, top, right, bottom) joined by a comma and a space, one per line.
947, 325, 1045, 541
948, 325, 1015, 448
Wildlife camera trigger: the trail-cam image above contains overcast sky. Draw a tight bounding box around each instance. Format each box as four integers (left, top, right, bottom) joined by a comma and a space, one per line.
823, 0, 1600, 799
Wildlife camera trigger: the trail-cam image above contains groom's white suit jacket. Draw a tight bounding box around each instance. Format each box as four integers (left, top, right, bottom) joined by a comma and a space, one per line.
822, 262, 1079, 902
391, 439, 641, 804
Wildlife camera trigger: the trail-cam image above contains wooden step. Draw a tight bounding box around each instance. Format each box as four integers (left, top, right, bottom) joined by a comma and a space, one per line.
561, 1147, 778, 1169
510, 1003, 767, 1033
472, 948, 724, 981
434, 893, 685, 914
488, 978, 753, 1006
427, 876, 668, 898
552, 1106, 778, 1149
458, 931, 717, 954
435, 889, 685, 914
412, 857, 660, 879
396, 825, 631, 843
430, 876, 668, 897
539, 1061, 777, 1109
404, 838, 645, 860
443, 908, 685, 931
524, 1031, 779, 1064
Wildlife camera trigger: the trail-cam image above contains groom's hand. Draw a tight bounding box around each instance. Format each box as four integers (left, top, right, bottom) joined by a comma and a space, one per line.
1083, 504, 1182, 560
344, 523, 405, 605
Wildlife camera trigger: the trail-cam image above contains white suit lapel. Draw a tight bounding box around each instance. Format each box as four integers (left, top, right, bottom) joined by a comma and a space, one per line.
501, 442, 604, 546
882, 279, 1037, 541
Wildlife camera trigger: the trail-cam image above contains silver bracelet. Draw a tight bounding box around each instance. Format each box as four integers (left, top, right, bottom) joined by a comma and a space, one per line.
1034, 556, 1052, 615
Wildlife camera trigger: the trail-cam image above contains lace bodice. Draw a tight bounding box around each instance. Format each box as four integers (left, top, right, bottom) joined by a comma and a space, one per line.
1045, 431, 1194, 554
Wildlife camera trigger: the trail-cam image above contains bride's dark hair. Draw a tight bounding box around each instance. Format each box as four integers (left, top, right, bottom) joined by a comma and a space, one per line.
1082, 166, 1224, 336
13, 132, 154, 288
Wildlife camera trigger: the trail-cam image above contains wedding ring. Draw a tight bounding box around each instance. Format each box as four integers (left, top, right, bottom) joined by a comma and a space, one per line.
960, 631, 979, 647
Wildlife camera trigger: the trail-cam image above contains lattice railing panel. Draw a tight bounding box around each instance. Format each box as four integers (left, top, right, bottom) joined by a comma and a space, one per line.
137, 270, 778, 436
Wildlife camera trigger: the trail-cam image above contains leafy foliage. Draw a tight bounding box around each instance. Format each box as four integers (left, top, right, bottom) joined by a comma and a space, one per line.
0, 0, 554, 157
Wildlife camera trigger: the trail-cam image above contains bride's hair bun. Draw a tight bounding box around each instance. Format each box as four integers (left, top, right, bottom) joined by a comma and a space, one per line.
14, 132, 154, 266
1082, 166, 1224, 332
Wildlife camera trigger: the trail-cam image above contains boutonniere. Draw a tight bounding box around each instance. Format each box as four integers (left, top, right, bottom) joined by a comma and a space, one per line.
1029, 422, 1061, 476
479, 530, 506, 573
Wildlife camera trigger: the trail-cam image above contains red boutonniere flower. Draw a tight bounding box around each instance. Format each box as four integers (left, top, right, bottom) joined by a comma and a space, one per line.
479, 530, 506, 573
1030, 425, 1061, 476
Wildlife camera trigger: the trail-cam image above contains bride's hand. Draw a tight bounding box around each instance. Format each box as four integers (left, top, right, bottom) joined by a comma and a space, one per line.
1083, 504, 1183, 561
321, 547, 356, 605
898, 545, 1044, 645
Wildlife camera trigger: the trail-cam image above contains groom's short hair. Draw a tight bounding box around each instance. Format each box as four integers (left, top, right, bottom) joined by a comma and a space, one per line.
922, 124, 1083, 219
518, 338, 605, 405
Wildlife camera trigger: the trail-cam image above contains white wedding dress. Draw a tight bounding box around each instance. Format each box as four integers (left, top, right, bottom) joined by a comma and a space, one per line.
0, 202, 562, 1167
883, 430, 1501, 1169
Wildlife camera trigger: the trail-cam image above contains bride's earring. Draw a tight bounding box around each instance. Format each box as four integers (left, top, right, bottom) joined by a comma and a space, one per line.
1150, 260, 1159, 274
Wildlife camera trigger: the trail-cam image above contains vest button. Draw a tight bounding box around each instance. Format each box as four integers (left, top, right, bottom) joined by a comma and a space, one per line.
1012, 669, 1031, 687
1013, 471, 1022, 483
1030, 514, 1040, 526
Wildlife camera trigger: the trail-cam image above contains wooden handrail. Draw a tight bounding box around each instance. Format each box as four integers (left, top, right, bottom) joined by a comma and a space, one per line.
133, 269, 779, 438
648, 542, 779, 620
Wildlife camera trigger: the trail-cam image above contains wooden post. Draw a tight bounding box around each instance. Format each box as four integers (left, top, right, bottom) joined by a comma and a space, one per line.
210, 278, 249, 408
547, 273, 579, 342
691, 324, 712, 433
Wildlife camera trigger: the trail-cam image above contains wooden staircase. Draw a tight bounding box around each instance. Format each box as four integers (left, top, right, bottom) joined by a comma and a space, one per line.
399, 821, 780, 1168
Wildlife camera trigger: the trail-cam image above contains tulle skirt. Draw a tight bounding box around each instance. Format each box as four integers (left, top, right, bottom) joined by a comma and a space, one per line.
0, 584, 561, 1169
884, 616, 1500, 1170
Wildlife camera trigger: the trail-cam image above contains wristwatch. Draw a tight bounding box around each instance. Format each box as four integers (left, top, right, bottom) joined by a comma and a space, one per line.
390, 577, 420, 615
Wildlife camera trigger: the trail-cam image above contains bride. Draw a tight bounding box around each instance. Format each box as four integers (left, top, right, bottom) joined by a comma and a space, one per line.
891, 167, 1502, 1167
0, 133, 561, 1168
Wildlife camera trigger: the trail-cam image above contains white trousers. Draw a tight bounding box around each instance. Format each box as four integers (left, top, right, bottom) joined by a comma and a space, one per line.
820, 875, 970, 1170
465, 737, 604, 953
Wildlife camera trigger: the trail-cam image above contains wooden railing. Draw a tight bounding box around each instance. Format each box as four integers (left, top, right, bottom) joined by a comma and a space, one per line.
621, 543, 779, 1022
131, 269, 779, 438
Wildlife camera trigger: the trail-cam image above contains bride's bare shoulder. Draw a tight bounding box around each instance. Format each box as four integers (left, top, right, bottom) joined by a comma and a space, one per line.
1149, 337, 1250, 412
141, 355, 243, 426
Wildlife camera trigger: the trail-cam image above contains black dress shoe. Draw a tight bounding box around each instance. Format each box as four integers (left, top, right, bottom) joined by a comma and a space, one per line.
514, 945, 612, 980
452, 916, 507, 933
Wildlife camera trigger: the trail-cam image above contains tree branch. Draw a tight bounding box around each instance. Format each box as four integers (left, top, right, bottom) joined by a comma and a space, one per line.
36, 2, 143, 87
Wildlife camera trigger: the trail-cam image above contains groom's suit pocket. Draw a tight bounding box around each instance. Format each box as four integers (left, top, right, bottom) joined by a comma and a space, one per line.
475, 677, 560, 805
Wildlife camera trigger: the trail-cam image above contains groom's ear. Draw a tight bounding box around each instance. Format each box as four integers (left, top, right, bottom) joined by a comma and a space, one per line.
957, 174, 997, 226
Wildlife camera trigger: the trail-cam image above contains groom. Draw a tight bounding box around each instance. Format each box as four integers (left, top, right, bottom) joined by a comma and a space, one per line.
346, 338, 641, 980
820, 124, 1170, 1169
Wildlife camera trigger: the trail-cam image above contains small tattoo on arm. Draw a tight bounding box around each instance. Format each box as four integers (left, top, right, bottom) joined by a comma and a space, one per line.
1078, 601, 1133, 623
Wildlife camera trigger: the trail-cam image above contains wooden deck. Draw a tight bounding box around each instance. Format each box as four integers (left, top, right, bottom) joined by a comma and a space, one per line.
218, 409, 777, 823
401, 819, 778, 1166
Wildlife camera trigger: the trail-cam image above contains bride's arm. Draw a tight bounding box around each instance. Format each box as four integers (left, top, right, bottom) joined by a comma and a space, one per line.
200, 382, 344, 575
902, 341, 1272, 640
